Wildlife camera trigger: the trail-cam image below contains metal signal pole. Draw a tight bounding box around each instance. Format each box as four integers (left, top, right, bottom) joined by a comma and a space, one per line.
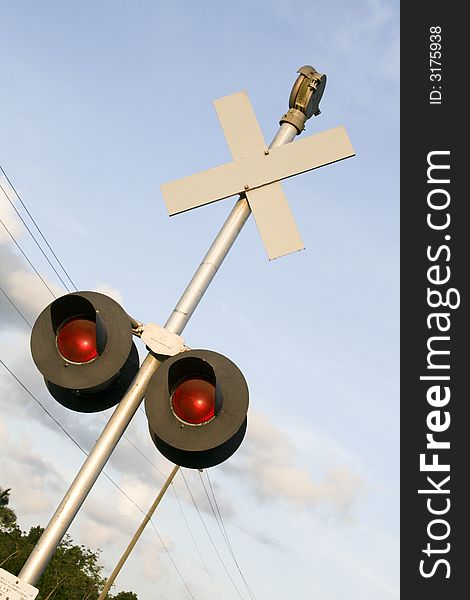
18, 68, 317, 587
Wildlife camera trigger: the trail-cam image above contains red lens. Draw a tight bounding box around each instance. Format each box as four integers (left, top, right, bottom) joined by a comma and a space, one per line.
56, 317, 99, 363
171, 378, 216, 425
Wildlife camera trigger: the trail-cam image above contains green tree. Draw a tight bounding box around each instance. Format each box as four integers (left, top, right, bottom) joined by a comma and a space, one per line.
0, 487, 17, 530
0, 489, 138, 599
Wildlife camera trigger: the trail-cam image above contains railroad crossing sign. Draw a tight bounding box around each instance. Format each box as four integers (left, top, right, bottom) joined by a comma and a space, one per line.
161, 90, 355, 260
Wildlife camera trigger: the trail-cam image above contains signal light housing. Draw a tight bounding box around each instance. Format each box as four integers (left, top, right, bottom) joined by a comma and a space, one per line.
31, 291, 139, 412
145, 349, 248, 469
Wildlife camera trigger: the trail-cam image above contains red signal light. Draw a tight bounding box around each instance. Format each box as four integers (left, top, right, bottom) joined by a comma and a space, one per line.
56, 317, 99, 364
145, 349, 249, 468
171, 378, 216, 425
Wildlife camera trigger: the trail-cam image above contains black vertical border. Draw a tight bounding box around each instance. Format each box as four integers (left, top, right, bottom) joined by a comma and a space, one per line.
401, 3, 467, 598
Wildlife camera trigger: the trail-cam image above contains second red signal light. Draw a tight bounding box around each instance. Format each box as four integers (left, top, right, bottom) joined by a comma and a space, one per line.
145, 349, 249, 469
171, 377, 217, 425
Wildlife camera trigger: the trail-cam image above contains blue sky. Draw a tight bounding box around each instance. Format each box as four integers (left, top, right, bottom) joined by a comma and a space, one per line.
1, 1, 399, 598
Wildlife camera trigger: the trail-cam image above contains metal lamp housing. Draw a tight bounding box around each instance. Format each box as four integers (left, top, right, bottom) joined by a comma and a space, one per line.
30, 291, 139, 412
145, 349, 249, 469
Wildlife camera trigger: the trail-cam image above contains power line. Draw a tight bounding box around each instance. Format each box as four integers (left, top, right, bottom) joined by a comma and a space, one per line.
180, 469, 246, 600
102, 408, 232, 599
100, 412, 167, 480
100, 411, 227, 599
147, 517, 197, 600
0, 359, 88, 457
0, 181, 72, 293
199, 471, 226, 537
98, 465, 180, 600
171, 479, 223, 600
1, 204, 203, 596
0, 215, 58, 299
0, 166, 78, 291
1, 199, 247, 598
0, 359, 197, 599
204, 471, 257, 600
1, 180, 197, 596
0, 284, 33, 328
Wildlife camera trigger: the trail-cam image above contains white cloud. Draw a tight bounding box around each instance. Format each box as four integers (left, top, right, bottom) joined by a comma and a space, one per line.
0, 186, 65, 330
0, 418, 63, 517
1, 185, 127, 333
68, 480, 173, 584
226, 411, 363, 513
94, 283, 123, 305
141, 542, 169, 582
4, 267, 62, 319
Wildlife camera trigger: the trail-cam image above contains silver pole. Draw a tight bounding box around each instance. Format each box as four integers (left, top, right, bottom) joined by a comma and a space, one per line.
18, 353, 160, 584
18, 122, 298, 587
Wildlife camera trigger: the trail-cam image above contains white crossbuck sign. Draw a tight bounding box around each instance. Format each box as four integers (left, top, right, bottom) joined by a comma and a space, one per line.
161, 91, 355, 260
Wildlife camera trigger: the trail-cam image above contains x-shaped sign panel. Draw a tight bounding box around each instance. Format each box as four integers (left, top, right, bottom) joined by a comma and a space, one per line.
161, 91, 355, 260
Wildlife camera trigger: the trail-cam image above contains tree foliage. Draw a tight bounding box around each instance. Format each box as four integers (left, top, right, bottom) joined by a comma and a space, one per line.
0, 487, 137, 599
0, 487, 16, 530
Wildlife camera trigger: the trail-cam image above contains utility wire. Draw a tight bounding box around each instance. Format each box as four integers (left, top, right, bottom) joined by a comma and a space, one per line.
199, 471, 227, 540
100, 412, 167, 480
0, 359, 197, 600
0, 289, 246, 600
181, 470, 246, 600
147, 517, 196, 600
100, 411, 226, 599
0, 215, 58, 299
171, 479, 223, 600
0, 284, 33, 328
204, 471, 257, 600
0, 197, 237, 598
0, 166, 78, 291
1, 181, 72, 293
1, 219, 211, 598
104, 407, 228, 599
0, 359, 89, 457
0, 174, 196, 595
